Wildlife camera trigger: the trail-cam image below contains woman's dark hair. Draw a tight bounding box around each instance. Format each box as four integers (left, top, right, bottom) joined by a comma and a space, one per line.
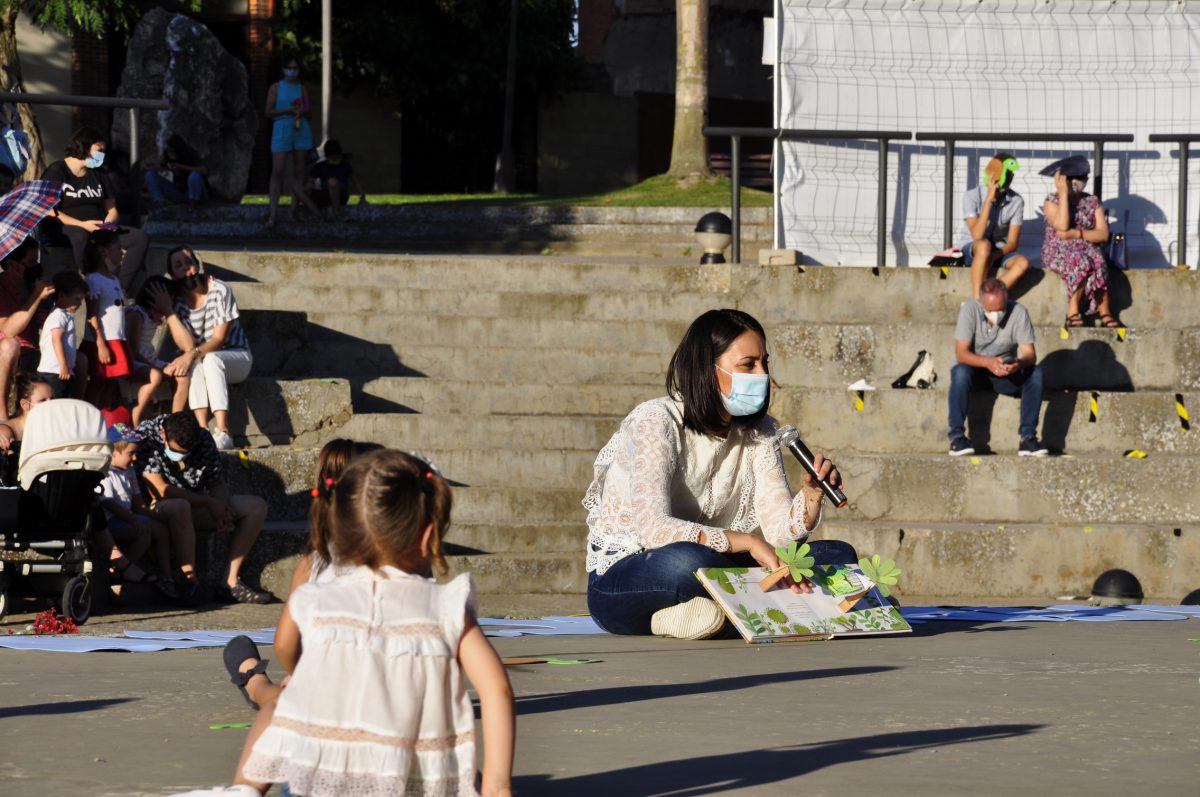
307, 438, 384, 573
667, 308, 770, 435
64, 127, 106, 160
83, 229, 120, 274
15, 372, 50, 406
331, 449, 453, 575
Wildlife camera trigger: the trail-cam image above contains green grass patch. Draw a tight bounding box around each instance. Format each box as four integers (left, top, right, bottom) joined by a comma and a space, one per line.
239, 175, 772, 209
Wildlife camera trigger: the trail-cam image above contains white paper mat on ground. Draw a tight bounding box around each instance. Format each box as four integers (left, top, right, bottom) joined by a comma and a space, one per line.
901, 605, 1196, 623
479, 616, 606, 637
0, 635, 220, 653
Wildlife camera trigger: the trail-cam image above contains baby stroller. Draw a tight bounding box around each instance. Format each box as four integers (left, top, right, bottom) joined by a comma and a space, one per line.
0, 400, 111, 624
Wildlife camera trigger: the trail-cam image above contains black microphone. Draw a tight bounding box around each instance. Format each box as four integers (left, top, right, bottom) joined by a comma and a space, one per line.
777, 426, 847, 508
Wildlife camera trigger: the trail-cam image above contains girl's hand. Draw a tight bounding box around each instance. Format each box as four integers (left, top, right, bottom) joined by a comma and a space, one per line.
58, 364, 70, 380
97, 340, 113, 365
164, 354, 192, 377
0, 425, 14, 452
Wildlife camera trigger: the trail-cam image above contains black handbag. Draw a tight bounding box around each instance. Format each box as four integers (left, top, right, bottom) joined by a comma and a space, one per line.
1107, 211, 1129, 270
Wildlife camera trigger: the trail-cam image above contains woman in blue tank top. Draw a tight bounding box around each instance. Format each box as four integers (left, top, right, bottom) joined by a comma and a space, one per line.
265, 57, 321, 228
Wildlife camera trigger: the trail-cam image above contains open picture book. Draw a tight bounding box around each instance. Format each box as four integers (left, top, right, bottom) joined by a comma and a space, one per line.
694, 563, 912, 643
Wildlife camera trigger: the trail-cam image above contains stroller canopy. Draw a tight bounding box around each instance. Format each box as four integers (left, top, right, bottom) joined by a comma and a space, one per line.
18, 399, 110, 490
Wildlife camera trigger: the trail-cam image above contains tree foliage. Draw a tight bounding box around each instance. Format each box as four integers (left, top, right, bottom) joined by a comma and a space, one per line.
3, 0, 200, 36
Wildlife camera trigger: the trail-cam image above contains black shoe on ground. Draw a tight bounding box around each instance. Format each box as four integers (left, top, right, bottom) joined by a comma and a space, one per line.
218, 579, 274, 605
948, 436, 975, 457
1018, 437, 1049, 457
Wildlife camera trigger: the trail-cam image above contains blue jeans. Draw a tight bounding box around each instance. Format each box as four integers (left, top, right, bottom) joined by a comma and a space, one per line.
587, 538, 859, 635
948, 362, 1044, 442
144, 171, 206, 203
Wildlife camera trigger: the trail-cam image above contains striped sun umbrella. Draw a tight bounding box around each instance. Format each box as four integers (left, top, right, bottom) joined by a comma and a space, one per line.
0, 180, 63, 262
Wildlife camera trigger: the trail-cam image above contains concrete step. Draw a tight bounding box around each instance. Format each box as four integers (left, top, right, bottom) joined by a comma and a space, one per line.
358, 378, 660, 416
224, 448, 584, 522
232, 282, 723, 322
791, 452, 1200, 526
773, 388, 1199, 455
811, 520, 1198, 600
739, 262, 1193, 330
188, 251, 739, 295
285, 342, 669, 382
227, 377, 352, 447
763, 322, 1192, 392
447, 552, 586, 594
339, 413, 621, 452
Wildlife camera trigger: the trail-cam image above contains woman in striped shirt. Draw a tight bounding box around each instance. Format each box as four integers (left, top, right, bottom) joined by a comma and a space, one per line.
164, 246, 252, 450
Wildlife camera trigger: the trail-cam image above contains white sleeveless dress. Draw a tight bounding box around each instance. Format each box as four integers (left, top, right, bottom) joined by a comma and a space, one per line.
243, 566, 479, 797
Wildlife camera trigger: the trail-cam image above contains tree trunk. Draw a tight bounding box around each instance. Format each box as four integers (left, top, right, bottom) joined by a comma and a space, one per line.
667, 0, 709, 180
0, 6, 48, 179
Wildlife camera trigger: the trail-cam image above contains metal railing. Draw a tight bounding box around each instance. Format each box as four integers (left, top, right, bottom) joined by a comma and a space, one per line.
0, 91, 169, 219
704, 127, 911, 267
1148, 134, 1197, 264
913, 133, 1135, 249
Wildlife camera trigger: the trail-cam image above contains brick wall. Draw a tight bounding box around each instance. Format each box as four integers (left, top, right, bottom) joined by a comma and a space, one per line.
246, 0, 276, 193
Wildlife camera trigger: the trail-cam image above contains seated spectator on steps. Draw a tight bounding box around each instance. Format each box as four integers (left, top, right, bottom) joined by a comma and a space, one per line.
164, 246, 252, 451
81, 229, 132, 410
39, 126, 149, 291
134, 411, 272, 604
947, 278, 1047, 458
960, 152, 1029, 299
144, 135, 208, 208
0, 238, 54, 419
309, 139, 367, 221
0, 373, 52, 482
126, 276, 192, 425
36, 270, 89, 400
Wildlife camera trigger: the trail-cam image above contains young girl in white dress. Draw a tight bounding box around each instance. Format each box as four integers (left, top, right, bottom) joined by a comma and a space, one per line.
241, 449, 515, 797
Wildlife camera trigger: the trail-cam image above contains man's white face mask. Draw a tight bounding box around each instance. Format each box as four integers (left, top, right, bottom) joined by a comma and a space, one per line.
985, 310, 1003, 326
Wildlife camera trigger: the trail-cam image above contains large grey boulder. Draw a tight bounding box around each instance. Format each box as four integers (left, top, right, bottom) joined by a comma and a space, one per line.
112, 9, 258, 200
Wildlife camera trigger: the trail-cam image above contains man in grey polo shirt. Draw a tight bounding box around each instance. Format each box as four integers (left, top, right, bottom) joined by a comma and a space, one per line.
948, 278, 1047, 457
960, 152, 1030, 299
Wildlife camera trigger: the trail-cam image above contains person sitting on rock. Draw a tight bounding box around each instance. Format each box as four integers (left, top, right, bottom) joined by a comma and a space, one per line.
947, 278, 1047, 458
309, 139, 367, 221
39, 126, 149, 291
143, 134, 208, 208
135, 410, 272, 605
959, 152, 1030, 299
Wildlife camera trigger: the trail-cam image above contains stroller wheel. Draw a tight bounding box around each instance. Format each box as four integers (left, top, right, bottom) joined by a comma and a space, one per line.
61, 576, 91, 625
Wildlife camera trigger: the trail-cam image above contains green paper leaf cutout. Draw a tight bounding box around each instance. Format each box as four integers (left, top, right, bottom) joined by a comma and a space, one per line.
775, 541, 815, 581
858, 554, 903, 598
702, 567, 748, 594
766, 608, 788, 624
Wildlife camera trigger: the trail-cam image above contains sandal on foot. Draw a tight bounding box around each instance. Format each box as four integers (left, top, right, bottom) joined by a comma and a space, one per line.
224, 635, 269, 710
109, 557, 159, 585
1099, 313, 1122, 328
1064, 313, 1084, 327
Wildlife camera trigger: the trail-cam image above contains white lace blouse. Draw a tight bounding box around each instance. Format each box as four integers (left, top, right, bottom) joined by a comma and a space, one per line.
582, 397, 819, 576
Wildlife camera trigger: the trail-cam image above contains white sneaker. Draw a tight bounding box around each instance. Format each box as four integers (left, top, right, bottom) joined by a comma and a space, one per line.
650, 597, 726, 640
211, 428, 235, 450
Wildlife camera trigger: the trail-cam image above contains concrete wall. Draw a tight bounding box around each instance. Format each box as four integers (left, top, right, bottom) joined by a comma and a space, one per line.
304, 87, 404, 193
538, 92, 638, 195
14, 15, 72, 166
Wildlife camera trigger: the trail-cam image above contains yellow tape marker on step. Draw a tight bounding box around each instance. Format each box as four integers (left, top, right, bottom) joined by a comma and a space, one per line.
1088, 392, 1099, 423
1123, 449, 1147, 459
1116, 327, 1127, 342
238, 450, 251, 469
1083, 526, 1094, 534
1176, 393, 1190, 431
939, 266, 949, 279
1059, 326, 1070, 340
854, 390, 865, 412
969, 456, 981, 465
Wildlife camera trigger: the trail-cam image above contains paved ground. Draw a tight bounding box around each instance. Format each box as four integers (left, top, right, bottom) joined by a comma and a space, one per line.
1, 599, 1197, 797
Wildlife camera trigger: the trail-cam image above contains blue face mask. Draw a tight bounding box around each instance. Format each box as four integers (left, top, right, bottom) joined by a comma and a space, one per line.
84, 150, 105, 169
164, 446, 187, 462
716, 366, 769, 416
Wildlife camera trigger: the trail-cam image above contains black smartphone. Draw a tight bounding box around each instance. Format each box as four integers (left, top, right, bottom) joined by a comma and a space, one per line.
1001, 354, 1017, 364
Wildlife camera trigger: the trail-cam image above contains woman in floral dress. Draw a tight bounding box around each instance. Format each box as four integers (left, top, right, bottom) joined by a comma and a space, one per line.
1041, 156, 1120, 327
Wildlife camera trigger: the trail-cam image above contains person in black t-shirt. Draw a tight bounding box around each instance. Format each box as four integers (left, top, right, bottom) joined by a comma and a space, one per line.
309, 139, 367, 220
40, 127, 149, 292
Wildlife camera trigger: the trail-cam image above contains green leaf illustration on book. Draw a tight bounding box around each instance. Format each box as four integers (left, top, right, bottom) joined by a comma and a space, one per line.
775, 541, 815, 580
735, 603, 767, 634
703, 567, 749, 595
858, 554, 902, 598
